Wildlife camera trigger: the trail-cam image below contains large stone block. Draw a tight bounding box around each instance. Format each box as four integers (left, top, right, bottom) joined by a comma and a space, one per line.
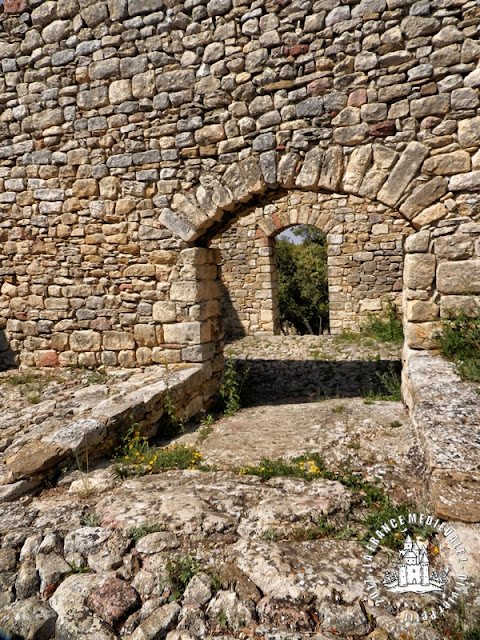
403, 254, 436, 290
435, 235, 473, 260
437, 260, 480, 294
152, 302, 177, 323
103, 332, 135, 351
70, 331, 101, 352
423, 151, 471, 176
404, 321, 440, 350
342, 145, 372, 193
449, 171, 480, 192
458, 117, 480, 148
412, 203, 448, 229
406, 300, 439, 322
377, 142, 429, 207
318, 146, 343, 191
400, 177, 448, 219
163, 322, 211, 345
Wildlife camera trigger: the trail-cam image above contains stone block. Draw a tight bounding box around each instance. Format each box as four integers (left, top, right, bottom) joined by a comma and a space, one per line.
70, 331, 101, 352
423, 151, 471, 176
6, 441, 66, 480
403, 254, 436, 290
318, 146, 343, 192
410, 94, 450, 118
134, 325, 157, 347
406, 300, 439, 322
195, 125, 225, 146
437, 260, 480, 294
103, 332, 135, 351
296, 147, 323, 190
440, 295, 480, 318
435, 235, 473, 260
377, 142, 429, 207
449, 171, 480, 192
404, 321, 440, 350
163, 322, 211, 345
123, 264, 156, 277
400, 177, 448, 219
458, 117, 480, 148
108, 80, 132, 105
89, 59, 120, 81
132, 71, 156, 99
411, 203, 448, 229
72, 179, 99, 198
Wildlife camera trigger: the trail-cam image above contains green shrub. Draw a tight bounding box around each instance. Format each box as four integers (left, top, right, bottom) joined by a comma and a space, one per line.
436, 310, 480, 382
360, 304, 404, 344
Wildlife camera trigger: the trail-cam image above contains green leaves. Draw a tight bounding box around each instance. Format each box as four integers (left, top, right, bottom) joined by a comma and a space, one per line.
276, 226, 329, 335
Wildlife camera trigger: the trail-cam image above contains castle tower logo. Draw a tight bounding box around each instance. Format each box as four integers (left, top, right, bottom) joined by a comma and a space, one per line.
360, 511, 470, 626
383, 534, 448, 594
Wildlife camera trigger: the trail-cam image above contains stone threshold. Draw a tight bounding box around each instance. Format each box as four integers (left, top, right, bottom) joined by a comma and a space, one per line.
403, 348, 480, 522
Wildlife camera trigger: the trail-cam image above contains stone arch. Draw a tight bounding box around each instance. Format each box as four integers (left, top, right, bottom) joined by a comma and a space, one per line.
211, 189, 412, 337
161, 140, 453, 244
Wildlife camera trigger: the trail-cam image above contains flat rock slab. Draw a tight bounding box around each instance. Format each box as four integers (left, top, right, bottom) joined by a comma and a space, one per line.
176, 398, 426, 505
96, 471, 353, 536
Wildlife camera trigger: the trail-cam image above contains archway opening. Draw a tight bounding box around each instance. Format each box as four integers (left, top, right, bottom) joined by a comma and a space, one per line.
210, 190, 411, 405
275, 225, 329, 336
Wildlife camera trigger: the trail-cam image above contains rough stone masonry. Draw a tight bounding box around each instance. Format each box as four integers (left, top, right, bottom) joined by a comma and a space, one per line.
0, 0, 479, 387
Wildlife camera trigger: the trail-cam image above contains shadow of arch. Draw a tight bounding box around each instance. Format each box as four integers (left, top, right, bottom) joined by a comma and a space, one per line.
235, 357, 402, 406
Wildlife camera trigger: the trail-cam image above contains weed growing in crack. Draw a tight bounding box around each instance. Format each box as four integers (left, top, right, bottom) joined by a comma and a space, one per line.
164, 553, 200, 602
219, 353, 248, 416
129, 523, 164, 543
80, 510, 100, 527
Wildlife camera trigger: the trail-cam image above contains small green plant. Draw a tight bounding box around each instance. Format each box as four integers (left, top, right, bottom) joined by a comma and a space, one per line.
377, 364, 402, 401
389, 420, 402, 428
347, 441, 360, 450
335, 304, 403, 346
129, 523, 163, 543
361, 304, 404, 344
240, 453, 387, 507
164, 553, 200, 602
219, 354, 246, 416
333, 404, 345, 413
69, 561, 90, 574
463, 620, 480, 640
82, 369, 108, 385
113, 425, 208, 479
262, 527, 282, 542
217, 612, 228, 628
80, 510, 100, 527
197, 413, 215, 442
436, 310, 480, 382
292, 516, 356, 542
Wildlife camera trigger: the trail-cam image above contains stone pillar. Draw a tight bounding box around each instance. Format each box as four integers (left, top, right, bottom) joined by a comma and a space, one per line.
157, 247, 222, 370
403, 230, 440, 351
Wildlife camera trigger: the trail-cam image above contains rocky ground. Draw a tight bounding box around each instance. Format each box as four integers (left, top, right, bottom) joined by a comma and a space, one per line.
0, 336, 478, 640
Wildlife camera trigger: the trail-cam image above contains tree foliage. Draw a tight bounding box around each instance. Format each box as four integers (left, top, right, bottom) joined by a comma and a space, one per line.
275, 226, 329, 335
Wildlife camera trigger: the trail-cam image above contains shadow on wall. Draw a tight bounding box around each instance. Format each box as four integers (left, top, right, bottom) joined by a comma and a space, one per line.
218, 279, 247, 340
0, 329, 16, 371
235, 358, 402, 406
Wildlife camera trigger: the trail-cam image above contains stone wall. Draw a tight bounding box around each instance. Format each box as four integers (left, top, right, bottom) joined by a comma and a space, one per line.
0, 0, 479, 371
212, 191, 412, 336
